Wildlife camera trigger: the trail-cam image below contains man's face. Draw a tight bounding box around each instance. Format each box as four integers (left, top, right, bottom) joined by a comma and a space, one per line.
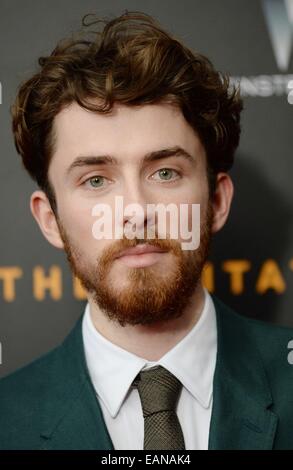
48, 100, 214, 326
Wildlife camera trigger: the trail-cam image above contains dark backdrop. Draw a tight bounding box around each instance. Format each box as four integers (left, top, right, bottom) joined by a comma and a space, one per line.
0, 0, 292, 377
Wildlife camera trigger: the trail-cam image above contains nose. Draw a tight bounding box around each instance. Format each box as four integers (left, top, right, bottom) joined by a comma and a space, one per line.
119, 181, 155, 239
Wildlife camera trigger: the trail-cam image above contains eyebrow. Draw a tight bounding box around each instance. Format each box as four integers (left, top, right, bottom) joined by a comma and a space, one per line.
66, 145, 196, 176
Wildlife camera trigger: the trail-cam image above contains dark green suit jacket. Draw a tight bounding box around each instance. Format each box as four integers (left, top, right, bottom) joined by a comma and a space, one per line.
1, 294, 293, 450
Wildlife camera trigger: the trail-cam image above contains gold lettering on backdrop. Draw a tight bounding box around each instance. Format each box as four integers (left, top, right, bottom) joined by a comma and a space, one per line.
0, 267, 23, 301
222, 260, 251, 294
256, 259, 286, 294
73, 276, 87, 300
33, 266, 62, 300
202, 261, 214, 293
0, 259, 292, 301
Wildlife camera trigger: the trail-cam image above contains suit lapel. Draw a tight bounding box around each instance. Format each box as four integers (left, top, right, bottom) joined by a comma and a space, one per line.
39, 317, 114, 450
208, 295, 278, 450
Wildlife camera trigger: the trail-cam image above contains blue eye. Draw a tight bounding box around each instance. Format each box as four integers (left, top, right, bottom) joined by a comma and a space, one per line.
82, 168, 181, 190
86, 176, 105, 188
153, 168, 181, 181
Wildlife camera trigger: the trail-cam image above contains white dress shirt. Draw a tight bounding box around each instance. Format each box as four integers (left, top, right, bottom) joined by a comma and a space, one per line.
82, 286, 217, 450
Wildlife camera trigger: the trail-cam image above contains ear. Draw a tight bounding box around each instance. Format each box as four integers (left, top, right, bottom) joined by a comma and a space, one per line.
30, 190, 64, 249
211, 172, 234, 233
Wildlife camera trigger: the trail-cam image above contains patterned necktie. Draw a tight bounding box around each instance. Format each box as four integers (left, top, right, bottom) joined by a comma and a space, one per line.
132, 365, 186, 450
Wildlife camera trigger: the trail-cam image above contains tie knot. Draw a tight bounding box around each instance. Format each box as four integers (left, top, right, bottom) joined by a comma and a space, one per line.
133, 365, 183, 418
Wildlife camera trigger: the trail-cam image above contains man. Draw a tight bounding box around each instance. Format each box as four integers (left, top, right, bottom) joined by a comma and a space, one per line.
1, 10, 293, 450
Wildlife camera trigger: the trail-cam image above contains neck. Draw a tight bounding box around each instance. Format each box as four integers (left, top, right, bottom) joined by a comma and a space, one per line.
87, 282, 206, 361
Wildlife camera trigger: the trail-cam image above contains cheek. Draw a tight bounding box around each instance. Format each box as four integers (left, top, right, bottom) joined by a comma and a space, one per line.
58, 193, 120, 253
177, 191, 208, 237
58, 192, 93, 233
58, 201, 98, 251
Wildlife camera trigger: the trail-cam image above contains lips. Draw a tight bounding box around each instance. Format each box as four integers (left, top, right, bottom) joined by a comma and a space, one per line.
115, 244, 168, 259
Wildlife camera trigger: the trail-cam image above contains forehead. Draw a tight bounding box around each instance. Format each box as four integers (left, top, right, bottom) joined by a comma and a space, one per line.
50, 100, 205, 170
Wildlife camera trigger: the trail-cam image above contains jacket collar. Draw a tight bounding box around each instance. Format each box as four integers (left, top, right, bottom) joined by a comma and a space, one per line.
39, 295, 277, 450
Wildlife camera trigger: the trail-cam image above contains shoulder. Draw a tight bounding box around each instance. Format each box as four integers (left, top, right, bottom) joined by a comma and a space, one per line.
0, 343, 62, 448
0, 343, 61, 401
0, 315, 83, 399
211, 293, 293, 388
212, 293, 293, 346
0, 316, 84, 449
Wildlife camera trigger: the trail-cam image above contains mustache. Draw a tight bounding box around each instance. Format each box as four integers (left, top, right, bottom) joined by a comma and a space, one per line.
100, 236, 183, 266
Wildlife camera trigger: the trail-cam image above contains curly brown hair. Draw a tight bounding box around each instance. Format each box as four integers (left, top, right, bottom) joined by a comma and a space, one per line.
11, 10, 243, 214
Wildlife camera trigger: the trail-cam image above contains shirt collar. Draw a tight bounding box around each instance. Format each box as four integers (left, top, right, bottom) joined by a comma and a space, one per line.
82, 287, 217, 418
